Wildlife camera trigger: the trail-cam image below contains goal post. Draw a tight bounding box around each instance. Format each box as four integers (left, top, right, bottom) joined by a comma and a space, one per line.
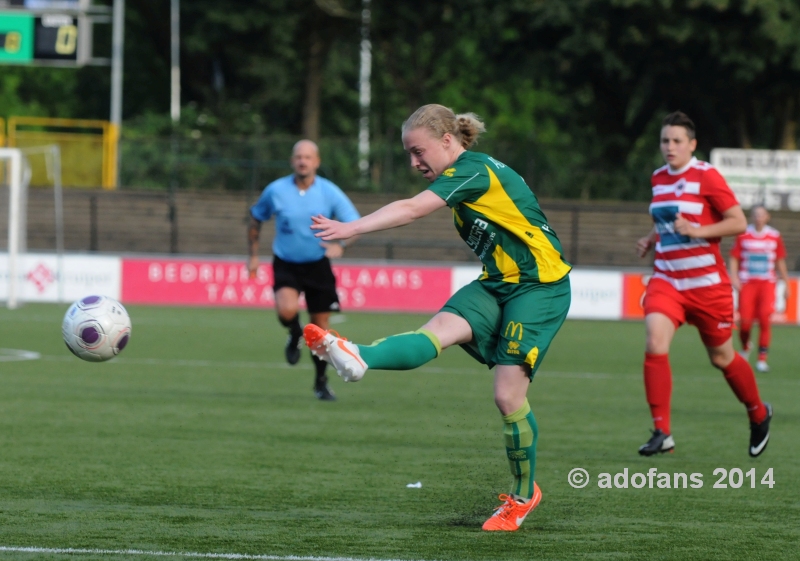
1, 148, 29, 310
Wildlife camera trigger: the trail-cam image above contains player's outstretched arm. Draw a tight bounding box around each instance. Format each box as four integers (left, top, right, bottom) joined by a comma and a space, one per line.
312, 190, 446, 241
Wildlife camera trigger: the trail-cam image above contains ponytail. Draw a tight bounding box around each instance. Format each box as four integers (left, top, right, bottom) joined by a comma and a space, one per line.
402, 104, 486, 149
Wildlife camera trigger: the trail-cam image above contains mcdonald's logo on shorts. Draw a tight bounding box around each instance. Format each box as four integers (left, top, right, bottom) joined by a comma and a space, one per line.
505, 321, 524, 340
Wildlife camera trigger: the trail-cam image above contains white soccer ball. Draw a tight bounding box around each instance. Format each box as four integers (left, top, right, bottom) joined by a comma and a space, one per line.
62, 295, 132, 362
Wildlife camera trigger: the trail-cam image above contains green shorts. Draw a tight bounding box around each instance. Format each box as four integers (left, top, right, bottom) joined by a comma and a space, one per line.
441, 276, 571, 375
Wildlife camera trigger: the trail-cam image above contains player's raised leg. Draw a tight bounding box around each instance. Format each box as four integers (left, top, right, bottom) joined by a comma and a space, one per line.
639, 311, 677, 456
304, 311, 469, 381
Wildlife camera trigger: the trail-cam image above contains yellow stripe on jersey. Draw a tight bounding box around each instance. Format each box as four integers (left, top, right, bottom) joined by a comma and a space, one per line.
492, 244, 521, 283
463, 166, 571, 283
452, 207, 464, 227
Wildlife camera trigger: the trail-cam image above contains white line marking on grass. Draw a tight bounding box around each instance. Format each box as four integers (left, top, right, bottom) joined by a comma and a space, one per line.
37, 355, 626, 379
40, 356, 300, 370
39, 355, 618, 378
540, 371, 614, 379
35, 354, 800, 385
0, 546, 433, 561
0, 348, 41, 362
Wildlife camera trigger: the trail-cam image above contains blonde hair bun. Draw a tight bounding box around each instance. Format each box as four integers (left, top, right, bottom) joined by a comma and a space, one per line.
402, 104, 486, 149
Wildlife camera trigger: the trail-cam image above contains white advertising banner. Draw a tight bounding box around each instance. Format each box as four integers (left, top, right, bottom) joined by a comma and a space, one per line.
449, 265, 623, 320
711, 148, 800, 210
567, 270, 623, 319
0, 253, 121, 303
451, 265, 483, 294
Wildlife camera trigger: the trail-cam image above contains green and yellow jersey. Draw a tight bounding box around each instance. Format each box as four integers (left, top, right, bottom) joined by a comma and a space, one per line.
428, 151, 571, 287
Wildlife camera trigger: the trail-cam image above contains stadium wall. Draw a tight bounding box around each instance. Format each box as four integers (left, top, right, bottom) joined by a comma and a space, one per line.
2, 252, 799, 324
5, 187, 800, 270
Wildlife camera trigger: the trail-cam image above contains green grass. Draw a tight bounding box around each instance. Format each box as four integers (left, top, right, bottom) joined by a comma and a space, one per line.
0, 304, 798, 561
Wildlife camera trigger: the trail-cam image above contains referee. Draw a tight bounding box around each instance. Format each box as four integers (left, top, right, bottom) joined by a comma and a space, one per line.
247, 140, 360, 400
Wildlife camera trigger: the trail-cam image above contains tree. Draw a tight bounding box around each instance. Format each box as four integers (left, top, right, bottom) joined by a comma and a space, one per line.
4, 0, 799, 199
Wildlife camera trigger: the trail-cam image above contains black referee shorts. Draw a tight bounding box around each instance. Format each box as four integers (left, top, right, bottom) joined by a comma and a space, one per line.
272, 255, 340, 314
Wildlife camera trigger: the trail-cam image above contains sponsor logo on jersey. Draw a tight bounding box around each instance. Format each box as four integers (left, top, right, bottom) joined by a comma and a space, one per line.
478, 232, 496, 260
467, 218, 489, 249
507, 341, 521, 355
443, 167, 456, 177
717, 322, 731, 329
674, 178, 686, 197
651, 205, 691, 246
505, 321, 524, 340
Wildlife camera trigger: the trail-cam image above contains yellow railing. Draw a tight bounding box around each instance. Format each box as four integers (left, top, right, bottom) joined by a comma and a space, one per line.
7, 117, 118, 189
0, 117, 5, 147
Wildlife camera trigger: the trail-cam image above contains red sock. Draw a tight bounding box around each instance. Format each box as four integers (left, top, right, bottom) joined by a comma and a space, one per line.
721, 353, 766, 423
644, 353, 672, 433
739, 325, 751, 350
757, 320, 771, 351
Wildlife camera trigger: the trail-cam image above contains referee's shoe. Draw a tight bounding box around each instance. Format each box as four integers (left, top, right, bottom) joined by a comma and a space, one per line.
285, 333, 302, 365
314, 377, 336, 401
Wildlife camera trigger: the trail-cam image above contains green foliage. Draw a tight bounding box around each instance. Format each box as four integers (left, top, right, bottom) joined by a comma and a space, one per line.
2, 0, 799, 198
0, 67, 78, 119
0, 72, 36, 118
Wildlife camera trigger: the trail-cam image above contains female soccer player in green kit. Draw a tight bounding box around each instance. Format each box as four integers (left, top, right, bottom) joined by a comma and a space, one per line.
304, 104, 572, 532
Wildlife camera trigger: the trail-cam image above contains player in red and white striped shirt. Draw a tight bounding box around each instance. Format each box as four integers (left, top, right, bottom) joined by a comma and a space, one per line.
636, 111, 772, 458
729, 206, 790, 373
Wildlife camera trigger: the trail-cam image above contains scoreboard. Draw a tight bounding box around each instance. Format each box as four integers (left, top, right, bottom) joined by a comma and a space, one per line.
0, 0, 92, 65
0, 13, 78, 62
0, 1, 82, 9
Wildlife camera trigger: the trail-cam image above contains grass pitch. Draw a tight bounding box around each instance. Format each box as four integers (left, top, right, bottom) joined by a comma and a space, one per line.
0, 304, 798, 561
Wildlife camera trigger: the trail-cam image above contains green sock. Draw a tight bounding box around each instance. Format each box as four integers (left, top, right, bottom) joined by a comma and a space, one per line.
503, 400, 538, 499
357, 329, 441, 370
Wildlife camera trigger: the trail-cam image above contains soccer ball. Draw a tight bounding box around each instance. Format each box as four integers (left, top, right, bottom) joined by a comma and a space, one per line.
62, 295, 132, 362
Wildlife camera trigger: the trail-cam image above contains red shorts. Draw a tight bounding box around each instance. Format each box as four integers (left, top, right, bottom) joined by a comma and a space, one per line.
643, 277, 734, 347
738, 280, 775, 322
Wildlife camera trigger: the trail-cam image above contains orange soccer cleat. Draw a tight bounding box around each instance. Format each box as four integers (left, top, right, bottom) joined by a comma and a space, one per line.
481, 483, 542, 532
303, 324, 367, 382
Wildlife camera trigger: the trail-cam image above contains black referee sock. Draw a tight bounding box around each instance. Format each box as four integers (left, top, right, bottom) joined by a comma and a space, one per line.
279, 314, 303, 340
312, 354, 328, 383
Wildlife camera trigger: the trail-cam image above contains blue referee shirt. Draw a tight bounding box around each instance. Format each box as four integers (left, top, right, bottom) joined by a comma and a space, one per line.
250, 174, 361, 264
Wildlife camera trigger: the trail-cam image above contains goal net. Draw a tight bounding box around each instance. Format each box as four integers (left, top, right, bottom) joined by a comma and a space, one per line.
0, 148, 30, 309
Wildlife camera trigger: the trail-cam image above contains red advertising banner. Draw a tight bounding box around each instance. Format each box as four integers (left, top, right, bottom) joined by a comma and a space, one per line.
622, 273, 649, 320
121, 258, 452, 313
622, 272, 798, 324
